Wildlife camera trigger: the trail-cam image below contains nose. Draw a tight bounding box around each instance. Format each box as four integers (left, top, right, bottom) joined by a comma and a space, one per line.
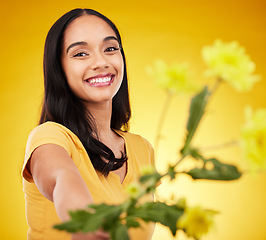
90, 52, 109, 70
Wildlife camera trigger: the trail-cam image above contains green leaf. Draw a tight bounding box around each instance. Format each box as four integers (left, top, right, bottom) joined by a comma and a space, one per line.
139, 172, 162, 184
181, 86, 210, 156
81, 217, 102, 233
159, 204, 183, 235
127, 202, 184, 236
69, 209, 91, 221
54, 220, 83, 233
125, 217, 141, 228
186, 157, 242, 181
54, 203, 123, 235
110, 222, 130, 240
54, 209, 92, 233
189, 148, 203, 159
102, 208, 123, 231
87, 204, 122, 233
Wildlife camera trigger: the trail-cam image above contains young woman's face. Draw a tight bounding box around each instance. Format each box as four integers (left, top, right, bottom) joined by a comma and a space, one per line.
61, 15, 124, 106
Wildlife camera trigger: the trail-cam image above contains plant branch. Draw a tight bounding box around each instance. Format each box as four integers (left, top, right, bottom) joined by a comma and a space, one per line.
200, 140, 239, 151
173, 155, 186, 168
154, 91, 174, 158
181, 78, 222, 156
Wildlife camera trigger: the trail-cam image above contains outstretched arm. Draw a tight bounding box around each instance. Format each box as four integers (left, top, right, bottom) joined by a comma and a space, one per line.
28, 143, 109, 240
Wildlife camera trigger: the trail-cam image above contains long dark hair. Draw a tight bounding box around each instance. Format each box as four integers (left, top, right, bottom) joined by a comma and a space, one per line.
40, 8, 131, 176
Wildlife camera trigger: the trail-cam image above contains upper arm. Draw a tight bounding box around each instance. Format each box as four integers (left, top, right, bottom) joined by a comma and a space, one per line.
29, 143, 94, 221
22, 123, 94, 221
22, 123, 76, 183
29, 143, 82, 202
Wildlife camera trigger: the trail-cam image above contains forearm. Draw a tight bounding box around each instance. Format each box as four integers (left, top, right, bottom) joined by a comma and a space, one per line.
53, 172, 109, 239
53, 169, 94, 221
30, 144, 108, 239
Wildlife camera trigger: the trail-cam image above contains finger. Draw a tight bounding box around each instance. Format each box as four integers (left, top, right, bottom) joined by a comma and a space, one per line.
72, 231, 110, 240
95, 230, 110, 239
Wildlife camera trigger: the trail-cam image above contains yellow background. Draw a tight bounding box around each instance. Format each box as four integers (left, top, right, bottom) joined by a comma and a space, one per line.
1, 0, 265, 239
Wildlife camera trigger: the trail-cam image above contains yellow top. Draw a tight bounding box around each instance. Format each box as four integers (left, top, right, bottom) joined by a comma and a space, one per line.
22, 121, 155, 240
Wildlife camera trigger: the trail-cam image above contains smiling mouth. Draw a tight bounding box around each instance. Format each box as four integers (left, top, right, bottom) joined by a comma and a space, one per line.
85, 74, 114, 87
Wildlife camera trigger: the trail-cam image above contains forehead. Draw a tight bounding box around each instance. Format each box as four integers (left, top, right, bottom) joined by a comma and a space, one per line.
63, 15, 117, 45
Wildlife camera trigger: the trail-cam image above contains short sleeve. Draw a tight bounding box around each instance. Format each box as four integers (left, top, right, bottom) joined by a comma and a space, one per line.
22, 122, 74, 183
136, 135, 162, 188
137, 136, 156, 167
146, 140, 162, 188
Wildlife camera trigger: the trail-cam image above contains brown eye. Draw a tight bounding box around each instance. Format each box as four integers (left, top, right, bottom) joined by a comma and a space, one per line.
73, 52, 89, 57
105, 47, 119, 52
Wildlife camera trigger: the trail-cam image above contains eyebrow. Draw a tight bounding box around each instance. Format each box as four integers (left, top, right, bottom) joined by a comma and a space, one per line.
66, 36, 119, 53
103, 36, 119, 42
66, 41, 87, 53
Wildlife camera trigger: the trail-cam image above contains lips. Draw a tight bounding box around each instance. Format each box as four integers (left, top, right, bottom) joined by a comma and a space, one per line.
85, 74, 114, 87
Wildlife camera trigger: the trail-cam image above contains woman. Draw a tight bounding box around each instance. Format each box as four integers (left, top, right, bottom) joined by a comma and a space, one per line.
22, 8, 156, 240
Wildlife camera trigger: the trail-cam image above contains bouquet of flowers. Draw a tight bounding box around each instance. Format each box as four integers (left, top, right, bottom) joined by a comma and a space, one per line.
54, 40, 264, 240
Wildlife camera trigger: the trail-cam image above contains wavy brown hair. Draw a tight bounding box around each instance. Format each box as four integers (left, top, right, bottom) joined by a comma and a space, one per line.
40, 8, 131, 176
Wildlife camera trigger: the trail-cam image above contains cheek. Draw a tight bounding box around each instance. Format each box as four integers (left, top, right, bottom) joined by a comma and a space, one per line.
63, 62, 87, 90
64, 62, 81, 78
61, 62, 82, 95
113, 54, 124, 77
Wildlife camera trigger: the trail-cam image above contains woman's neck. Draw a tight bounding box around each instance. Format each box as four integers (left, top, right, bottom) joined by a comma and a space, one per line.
85, 101, 113, 141
85, 100, 125, 159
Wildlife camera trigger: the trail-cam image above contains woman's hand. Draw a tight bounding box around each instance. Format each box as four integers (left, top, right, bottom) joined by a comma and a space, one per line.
72, 230, 110, 240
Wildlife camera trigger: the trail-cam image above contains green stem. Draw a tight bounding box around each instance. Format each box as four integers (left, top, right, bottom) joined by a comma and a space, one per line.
173, 155, 186, 168
121, 198, 136, 212
208, 77, 222, 102
154, 91, 173, 158
200, 140, 239, 151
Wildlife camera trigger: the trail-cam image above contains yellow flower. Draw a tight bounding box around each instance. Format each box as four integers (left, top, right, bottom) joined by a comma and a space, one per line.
146, 59, 199, 94
202, 39, 261, 91
240, 106, 266, 172
177, 206, 216, 239
125, 182, 144, 199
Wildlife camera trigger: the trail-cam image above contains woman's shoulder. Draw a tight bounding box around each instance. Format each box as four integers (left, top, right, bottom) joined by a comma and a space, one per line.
26, 121, 82, 151
30, 121, 70, 133
28, 121, 77, 140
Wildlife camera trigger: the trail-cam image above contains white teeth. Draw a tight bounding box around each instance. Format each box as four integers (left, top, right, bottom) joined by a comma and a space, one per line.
88, 76, 112, 84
